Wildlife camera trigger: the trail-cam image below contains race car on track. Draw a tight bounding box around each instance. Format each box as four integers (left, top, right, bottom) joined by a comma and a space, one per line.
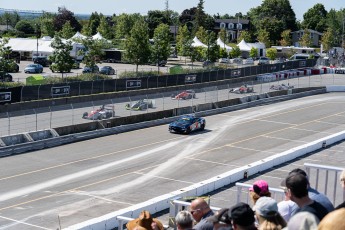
125, 99, 154, 110
270, 84, 294, 90
229, 84, 254, 94
169, 114, 206, 134
82, 105, 115, 120
171, 90, 196, 100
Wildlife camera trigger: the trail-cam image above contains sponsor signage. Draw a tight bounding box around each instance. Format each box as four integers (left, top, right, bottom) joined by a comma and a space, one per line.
51, 86, 70, 96
126, 80, 141, 89
185, 75, 196, 83
299, 61, 306, 67
335, 69, 345, 74
232, 69, 241, 77
0, 92, 11, 102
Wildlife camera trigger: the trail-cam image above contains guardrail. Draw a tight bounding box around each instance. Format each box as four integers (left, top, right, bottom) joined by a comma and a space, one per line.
304, 163, 344, 205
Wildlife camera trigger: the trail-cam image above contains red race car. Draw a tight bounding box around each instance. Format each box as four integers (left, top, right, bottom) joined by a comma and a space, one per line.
171, 90, 196, 100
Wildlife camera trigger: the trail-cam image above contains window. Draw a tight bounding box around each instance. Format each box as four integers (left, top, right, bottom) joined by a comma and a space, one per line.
228, 23, 234, 29
220, 22, 226, 29
237, 23, 242, 30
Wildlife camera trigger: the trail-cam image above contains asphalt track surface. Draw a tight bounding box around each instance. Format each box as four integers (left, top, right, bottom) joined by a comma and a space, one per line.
1, 92, 345, 229
0, 73, 344, 136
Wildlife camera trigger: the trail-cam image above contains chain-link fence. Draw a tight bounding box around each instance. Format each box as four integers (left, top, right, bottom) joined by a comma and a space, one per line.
0, 71, 342, 137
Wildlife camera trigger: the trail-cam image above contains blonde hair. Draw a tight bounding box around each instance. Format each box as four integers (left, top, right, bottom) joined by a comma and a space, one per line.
256, 212, 287, 230
250, 190, 272, 205
318, 208, 345, 230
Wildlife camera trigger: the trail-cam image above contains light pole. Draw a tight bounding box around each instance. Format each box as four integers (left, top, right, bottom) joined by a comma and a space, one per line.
35, 24, 39, 57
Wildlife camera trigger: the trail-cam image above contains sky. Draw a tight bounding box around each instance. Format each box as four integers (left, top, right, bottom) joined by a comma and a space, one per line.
1, 0, 343, 20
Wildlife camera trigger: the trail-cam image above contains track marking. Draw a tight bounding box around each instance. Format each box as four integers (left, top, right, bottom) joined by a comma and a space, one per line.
132, 172, 193, 184
182, 157, 236, 166
0, 215, 51, 230
68, 190, 134, 205
261, 135, 308, 143
289, 127, 333, 134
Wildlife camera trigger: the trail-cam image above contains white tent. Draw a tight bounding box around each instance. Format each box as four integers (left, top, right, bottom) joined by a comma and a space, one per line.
217, 38, 232, 51
92, 32, 104, 40
71, 31, 87, 40
192, 36, 207, 48
237, 39, 251, 51
6, 37, 54, 54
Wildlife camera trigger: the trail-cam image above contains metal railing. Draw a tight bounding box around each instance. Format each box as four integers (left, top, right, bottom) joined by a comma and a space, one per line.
304, 163, 345, 205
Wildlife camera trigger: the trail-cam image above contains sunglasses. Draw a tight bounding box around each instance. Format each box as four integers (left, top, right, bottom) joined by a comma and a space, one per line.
190, 209, 201, 215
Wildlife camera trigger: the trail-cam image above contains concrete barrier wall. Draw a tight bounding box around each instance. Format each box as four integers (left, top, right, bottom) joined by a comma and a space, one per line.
66, 128, 345, 230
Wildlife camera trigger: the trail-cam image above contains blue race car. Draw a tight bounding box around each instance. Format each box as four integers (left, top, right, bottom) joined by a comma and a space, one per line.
169, 114, 206, 134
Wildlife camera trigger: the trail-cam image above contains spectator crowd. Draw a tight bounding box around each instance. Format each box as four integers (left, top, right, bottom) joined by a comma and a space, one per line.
126, 168, 345, 230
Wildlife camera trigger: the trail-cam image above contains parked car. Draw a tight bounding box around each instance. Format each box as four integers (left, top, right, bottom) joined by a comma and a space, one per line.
100, 66, 116, 75
203, 60, 214, 67
243, 58, 254, 65
169, 114, 206, 134
33, 56, 50, 67
0, 71, 12, 82
82, 65, 99, 73
258, 57, 270, 65
219, 58, 229, 63
24, 64, 43, 73
232, 58, 243, 65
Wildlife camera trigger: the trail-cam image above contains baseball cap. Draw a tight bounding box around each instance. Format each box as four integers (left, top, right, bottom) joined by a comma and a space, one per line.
253, 197, 278, 218
249, 180, 269, 196
229, 202, 255, 226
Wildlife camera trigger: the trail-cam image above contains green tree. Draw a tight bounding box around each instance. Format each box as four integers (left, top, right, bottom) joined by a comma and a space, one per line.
321, 28, 334, 51
40, 13, 55, 37
15, 20, 35, 34
238, 31, 252, 43
299, 29, 312, 47
249, 47, 258, 58
266, 48, 277, 61
79, 37, 104, 69
194, 0, 206, 32
218, 28, 227, 44
206, 31, 219, 62
151, 23, 171, 70
61, 21, 75, 39
115, 13, 142, 39
257, 29, 271, 48
176, 25, 192, 59
280, 29, 291, 46
97, 16, 112, 39
0, 38, 14, 72
230, 46, 241, 58
53, 7, 81, 32
84, 12, 101, 36
48, 33, 74, 78
302, 3, 328, 32
248, 0, 297, 45
124, 19, 151, 73
147, 10, 169, 38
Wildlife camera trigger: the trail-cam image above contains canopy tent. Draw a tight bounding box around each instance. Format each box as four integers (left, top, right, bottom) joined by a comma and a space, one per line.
237, 39, 251, 51
71, 31, 87, 40
6, 37, 54, 53
217, 38, 232, 51
92, 32, 104, 40
192, 36, 207, 48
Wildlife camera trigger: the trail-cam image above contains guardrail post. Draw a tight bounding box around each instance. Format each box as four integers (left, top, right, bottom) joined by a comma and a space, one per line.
49, 106, 52, 128
7, 112, 10, 135
33, 109, 37, 131
71, 104, 74, 125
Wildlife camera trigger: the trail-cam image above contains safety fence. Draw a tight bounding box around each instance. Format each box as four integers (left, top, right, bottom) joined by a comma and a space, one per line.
0, 59, 316, 104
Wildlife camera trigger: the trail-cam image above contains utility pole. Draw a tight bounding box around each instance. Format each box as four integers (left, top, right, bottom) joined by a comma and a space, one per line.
36, 24, 39, 57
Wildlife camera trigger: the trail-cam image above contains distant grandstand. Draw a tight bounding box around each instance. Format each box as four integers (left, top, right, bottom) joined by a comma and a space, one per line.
0, 8, 91, 20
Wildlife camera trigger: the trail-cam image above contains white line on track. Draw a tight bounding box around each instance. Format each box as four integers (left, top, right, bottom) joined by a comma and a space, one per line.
0, 215, 51, 230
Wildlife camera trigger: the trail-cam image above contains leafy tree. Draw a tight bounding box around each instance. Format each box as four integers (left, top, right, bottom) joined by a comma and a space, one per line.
230, 46, 241, 58
205, 31, 219, 62
151, 24, 171, 67
257, 29, 271, 48
321, 28, 334, 51
40, 13, 55, 37
61, 21, 75, 39
97, 16, 112, 39
124, 19, 151, 72
48, 33, 74, 78
79, 37, 104, 69
53, 7, 81, 32
194, 0, 206, 32
299, 29, 312, 47
0, 38, 14, 72
147, 10, 169, 38
302, 3, 328, 32
238, 31, 252, 42
0, 12, 20, 29
15, 20, 35, 34
115, 13, 142, 39
218, 28, 227, 44
248, 0, 297, 45
280, 29, 292, 46
84, 12, 101, 36
266, 48, 277, 61
176, 24, 192, 58
249, 47, 258, 58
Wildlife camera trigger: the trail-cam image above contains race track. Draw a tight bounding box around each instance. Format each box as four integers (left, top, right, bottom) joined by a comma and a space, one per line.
1, 92, 345, 229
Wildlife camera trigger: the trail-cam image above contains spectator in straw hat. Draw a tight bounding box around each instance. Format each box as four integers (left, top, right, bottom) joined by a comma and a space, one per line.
249, 180, 271, 205
286, 211, 319, 230
126, 210, 164, 230
318, 208, 345, 230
